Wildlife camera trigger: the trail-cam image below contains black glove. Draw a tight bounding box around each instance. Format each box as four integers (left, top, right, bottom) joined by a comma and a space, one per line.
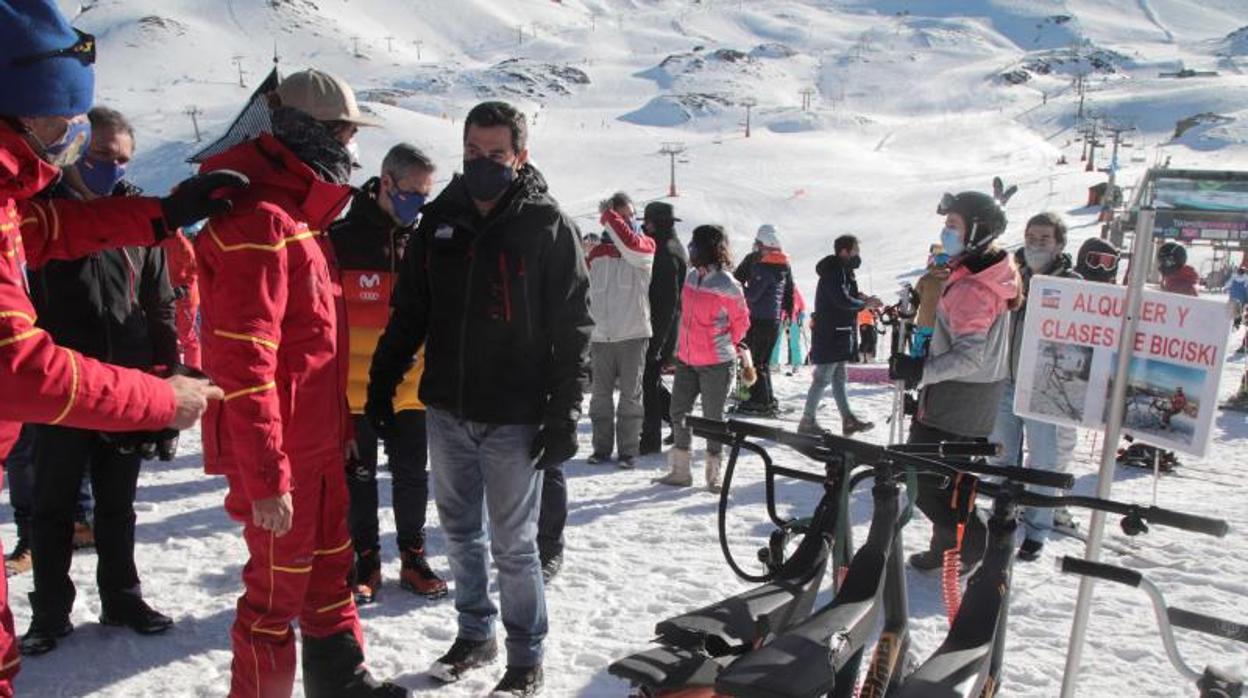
157, 433, 179, 461
160, 170, 250, 232
889, 354, 924, 390
364, 396, 399, 441
529, 422, 578, 470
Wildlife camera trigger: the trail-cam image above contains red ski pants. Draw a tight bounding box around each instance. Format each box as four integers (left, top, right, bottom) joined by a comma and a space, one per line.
225, 463, 361, 698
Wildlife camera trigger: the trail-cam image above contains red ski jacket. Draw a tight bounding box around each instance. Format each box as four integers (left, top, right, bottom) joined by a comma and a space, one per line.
196, 134, 353, 502
0, 123, 176, 463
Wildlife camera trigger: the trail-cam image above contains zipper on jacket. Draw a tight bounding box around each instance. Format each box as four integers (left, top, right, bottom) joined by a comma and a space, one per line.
458, 238, 478, 416
498, 253, 513, 324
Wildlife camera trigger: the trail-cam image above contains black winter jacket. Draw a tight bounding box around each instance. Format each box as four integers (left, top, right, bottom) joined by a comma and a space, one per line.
809, 254, 864, 364
369, 165, 592, 429
647, 224, 688, 364
28, 180, 178, 370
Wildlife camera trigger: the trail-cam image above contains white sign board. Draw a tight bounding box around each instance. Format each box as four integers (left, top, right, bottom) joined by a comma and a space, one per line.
1013, 276, 1231, 457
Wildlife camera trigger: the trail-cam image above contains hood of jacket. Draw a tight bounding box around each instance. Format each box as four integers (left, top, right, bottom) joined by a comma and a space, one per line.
816, 253, 850, 278
199, 132, 352, 230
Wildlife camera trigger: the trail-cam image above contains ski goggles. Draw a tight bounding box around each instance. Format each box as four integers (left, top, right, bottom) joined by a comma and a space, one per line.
1082, 250, 1118, 271
12, 29, 96, 67
936, 192, 957, 215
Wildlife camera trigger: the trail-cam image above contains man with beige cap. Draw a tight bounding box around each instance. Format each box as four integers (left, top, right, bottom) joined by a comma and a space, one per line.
195, 68, 405, 697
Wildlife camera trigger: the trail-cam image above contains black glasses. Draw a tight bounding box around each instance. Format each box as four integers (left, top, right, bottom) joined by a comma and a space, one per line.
12, 29, 96, 67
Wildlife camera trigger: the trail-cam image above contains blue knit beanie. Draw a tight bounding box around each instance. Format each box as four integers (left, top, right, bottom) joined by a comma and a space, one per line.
0, 1, 95, 117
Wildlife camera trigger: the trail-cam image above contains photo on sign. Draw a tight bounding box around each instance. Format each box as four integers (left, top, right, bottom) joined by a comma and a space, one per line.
1104, 353, 1204, 448
1028, 340, 1093, 422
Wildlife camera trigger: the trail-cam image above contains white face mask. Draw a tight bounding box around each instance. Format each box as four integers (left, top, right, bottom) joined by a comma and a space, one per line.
1023, 246, 1057, 272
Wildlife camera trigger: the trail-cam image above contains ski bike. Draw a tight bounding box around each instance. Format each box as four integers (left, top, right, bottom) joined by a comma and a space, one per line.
609, 417, 1055, 698
888, 479, 1227, 697
1059, 556, 1247, 697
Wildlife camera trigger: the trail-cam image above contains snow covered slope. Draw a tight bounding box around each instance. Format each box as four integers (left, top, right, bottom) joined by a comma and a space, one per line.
10, 0, 1248, 695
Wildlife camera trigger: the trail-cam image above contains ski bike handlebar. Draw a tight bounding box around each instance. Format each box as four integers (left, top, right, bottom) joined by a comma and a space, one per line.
971, 482, 1230, 538
888, 441, 1003, 458
694, 416, 1074, 491
1059, 556, 1247, 694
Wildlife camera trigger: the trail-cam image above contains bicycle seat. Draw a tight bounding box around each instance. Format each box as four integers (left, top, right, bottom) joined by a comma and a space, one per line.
714, 487, 900, 698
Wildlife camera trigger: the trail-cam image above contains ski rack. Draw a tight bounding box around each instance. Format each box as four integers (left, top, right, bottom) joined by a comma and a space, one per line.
1059, 557, 1247, 697
892, 482, 1229, 697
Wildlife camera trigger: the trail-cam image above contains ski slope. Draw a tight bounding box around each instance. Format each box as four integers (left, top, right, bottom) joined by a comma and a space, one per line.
9, 0, 1248, 695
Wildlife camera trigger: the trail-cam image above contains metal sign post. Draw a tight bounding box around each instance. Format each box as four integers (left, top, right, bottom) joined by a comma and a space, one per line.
1059, 207, 1157, 696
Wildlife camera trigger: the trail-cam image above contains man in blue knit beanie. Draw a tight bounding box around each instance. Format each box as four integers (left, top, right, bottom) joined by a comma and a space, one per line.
0, 2, 247, 688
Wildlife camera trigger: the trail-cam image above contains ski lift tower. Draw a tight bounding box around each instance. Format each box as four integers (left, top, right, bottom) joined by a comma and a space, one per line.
1061, 166, 1248, 697
660, 142, 687, 197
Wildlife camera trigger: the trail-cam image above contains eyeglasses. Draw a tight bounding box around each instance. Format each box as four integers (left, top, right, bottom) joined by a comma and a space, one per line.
1083, 250, 1118, 271
936, 192, 957, 215
12, 29, 96, 67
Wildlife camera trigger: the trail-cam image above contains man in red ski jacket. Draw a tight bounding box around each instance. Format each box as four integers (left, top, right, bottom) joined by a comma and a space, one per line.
0, 2, 234, 693
196, 69, 404, 698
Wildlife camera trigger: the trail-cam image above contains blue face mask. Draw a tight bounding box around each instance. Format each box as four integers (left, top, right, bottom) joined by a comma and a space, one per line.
387, 187, 426, 227
76, 155, 126, 197
940, 227, 964, 257
44, 119, 92, 167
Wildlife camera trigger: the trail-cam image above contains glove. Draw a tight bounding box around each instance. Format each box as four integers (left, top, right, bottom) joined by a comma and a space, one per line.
889, 354, 924, 390
364, 396, 399, 441
160, 170, 250, 232
529, 422, 578, 470
157, 433, 180, 461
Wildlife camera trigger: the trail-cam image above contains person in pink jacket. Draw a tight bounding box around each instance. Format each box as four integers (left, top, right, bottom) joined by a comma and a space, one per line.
653, 224, 750, 491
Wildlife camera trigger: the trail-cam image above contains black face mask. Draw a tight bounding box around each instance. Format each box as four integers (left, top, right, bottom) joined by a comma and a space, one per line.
462, 157, 517, 202
848, 255, 862, 269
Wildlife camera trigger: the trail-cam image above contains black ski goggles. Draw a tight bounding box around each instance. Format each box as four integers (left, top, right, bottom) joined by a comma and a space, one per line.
936, 192, 957, 215
12, 29, 96, 67
1083, 250, 1118, 271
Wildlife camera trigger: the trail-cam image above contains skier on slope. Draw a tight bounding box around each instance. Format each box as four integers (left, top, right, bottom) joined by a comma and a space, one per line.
0, 2, 235, 692
889, 191, 1022, 572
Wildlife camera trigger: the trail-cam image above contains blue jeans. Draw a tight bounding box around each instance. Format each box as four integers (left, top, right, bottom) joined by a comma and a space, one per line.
427, 408, 546, 667
988, 380, 1076, 542
802, 362, 853, 421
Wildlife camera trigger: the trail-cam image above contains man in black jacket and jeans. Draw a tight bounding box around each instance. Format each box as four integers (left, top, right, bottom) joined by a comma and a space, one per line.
367, 101, 591, 697
639, 202, 687, 455
23, 106, 179, 655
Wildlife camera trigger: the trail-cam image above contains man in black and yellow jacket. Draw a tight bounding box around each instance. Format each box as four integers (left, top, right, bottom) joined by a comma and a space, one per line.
329, 143, 446, 603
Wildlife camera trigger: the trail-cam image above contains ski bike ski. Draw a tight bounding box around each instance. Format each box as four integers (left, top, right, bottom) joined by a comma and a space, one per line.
1059, 556, 1246, 696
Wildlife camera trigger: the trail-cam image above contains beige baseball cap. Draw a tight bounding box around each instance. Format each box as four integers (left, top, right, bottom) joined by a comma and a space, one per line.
275, 68, 382, 127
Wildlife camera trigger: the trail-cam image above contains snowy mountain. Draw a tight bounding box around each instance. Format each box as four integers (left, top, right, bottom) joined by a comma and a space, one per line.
12, 0, 1248, 695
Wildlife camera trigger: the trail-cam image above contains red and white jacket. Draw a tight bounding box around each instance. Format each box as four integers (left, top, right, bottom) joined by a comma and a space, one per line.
677, 265, 750, 367
196, 134, 353, 502
586, 208, 655, 343
0, 122, 176, 464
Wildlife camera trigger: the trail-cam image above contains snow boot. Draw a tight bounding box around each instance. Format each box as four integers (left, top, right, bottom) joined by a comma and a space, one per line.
352, 547, 382, 604
586, 452, 611, 465
705, 451, 723, 493
540, 552, 563, 583
617, 455, 636, 469
430, 636, 499, 683
652, 448, 692, 487
99, 595, 173, 635
5, 539, 31, 577
1017, 539, 1044, 562
19, 614, 72, 656
303, 631, 407, 697
797, 417, 828, 437
842, 416, 875, 436
491, 664, 544, 697
399, 537, 447, 599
